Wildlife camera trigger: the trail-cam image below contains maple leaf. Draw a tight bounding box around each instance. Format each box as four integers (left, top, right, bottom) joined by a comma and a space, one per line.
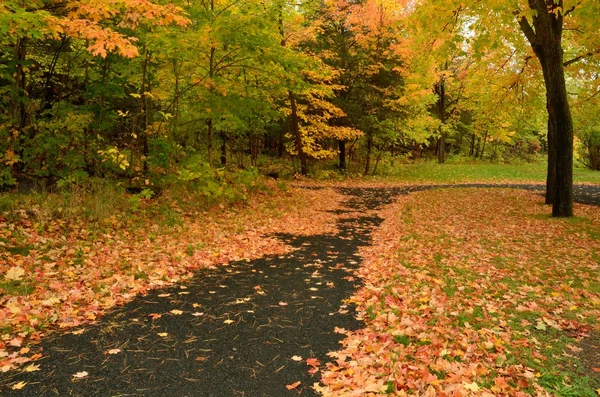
24, 364, 40, 372
291, 355, 303, 361
170, 309, 183, 315
5, 266, 25, 281
148, 313, 162, 320
463, 382, 480, 392
286, 381, 301, 390
223, 319, 235, 325
306, 358, 320, 367
72, 371, 89, 378
12, 381, 27, 390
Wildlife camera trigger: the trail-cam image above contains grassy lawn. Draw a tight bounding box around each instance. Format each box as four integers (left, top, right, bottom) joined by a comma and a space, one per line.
319, 188, 600, 396
376, 162, 600, 184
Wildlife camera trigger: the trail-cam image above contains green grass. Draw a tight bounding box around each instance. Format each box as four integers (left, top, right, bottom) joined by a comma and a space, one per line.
373, 162, 600, 184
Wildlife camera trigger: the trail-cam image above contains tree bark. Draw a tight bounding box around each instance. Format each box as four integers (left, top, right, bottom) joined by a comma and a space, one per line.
289, 91, 307, 175
364, 133, 373, 175
220, 132, 227, 166
338, 140, 346, 171
518, 1, 573, 217
545, 116, 556, 204
140, 48, 151, 173
435, 79, 446, 163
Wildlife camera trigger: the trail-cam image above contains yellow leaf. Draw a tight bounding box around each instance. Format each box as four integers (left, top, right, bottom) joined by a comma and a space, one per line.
463, 382, 480, 392
157, 332, 168, 337
170, 310, 183, 315
5, 266, 25, 281
223, 319, 234, 325
107, 349, 121, 355
12, 381, 27, 390
72, 371, 88, 378
24, 364, 40, 372
291, 355, 303, 361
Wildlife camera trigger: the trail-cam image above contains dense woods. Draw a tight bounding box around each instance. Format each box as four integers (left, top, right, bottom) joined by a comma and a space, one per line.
1, 0, 599, 216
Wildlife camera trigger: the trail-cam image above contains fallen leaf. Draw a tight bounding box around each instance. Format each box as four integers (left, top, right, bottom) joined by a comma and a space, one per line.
12, 381, 27, 390
24, 364, 40, 372
223, 319, 235, 325
291, 355, 303, 361
286, 381, 301, 390
72, 371, 88, 378
107, 349, 121, 355
157, 332, 168, 337
5, 266, 25, 281
279, 302, 288, 306
72, 329, 85, 335
306, 357, 320, 367
170, 309, 183, 315
192, 312, 204, 316
463, 382, 480, 392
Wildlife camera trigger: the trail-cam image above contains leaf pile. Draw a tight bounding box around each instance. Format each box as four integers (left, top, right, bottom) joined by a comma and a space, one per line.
0, 184, 342, 372
318, 188, 600, 396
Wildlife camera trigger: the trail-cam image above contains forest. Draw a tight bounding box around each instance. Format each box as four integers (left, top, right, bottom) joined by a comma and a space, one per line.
2, 1, 600, 395
1, 0, 600, 216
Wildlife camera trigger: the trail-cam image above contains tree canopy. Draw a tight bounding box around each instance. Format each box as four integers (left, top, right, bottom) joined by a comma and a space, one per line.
1, 0, 599, 216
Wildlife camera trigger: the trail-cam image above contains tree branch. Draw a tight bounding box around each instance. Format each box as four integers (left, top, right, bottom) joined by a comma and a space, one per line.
564, 48, 600, 67
517, 15, 537, 47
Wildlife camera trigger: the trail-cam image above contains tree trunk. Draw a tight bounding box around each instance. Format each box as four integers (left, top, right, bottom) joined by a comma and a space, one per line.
139, 48, 152, 173
289, 91, 307, 175
545, 116, 556, 204
518, 2, 573, 217
544, 55, 573, 217
220, 132, 227, 166
207, 118, 213, 164
12, 38, 28, 136
338, 140, 346, 172
364, 133, 373, 175
480, 131, 488, 160
435, 76, 446, 164
372, 146, 383, 175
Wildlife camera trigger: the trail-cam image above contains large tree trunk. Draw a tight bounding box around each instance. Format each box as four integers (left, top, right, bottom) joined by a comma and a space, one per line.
545, 116, 556, 204
543, 55, 573, 217
518, 1, 573, 217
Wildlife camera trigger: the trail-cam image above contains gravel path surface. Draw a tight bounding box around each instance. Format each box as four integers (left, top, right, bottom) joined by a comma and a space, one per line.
1, 184, 598, 396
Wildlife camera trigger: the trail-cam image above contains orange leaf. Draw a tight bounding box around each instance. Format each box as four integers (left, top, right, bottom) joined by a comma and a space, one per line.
286, 381, 301, 390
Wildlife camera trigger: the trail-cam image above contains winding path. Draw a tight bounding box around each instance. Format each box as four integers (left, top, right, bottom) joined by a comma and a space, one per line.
1, 183, 598, 396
